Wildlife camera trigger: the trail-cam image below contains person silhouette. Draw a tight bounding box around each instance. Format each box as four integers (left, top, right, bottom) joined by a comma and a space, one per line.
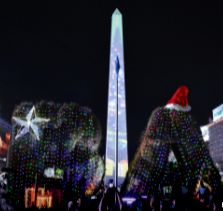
99, 179, 122, 211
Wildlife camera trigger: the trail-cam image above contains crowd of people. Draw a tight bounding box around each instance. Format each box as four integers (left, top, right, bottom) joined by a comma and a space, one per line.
66, 179, 223, 211
0, 170, 222, 210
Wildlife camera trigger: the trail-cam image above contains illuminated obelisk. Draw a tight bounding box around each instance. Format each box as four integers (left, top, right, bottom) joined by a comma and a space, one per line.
105, 8, 128, 188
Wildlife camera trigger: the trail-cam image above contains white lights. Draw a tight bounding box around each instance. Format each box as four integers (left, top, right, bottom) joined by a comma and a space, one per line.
13, 106, 50, 140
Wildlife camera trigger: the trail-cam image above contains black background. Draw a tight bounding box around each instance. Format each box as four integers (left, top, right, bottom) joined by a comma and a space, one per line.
0, 1, 223, 160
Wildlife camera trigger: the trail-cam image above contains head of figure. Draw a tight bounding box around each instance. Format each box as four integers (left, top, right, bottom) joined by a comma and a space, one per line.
146, 86, 192, 142
164, 86, 194, 141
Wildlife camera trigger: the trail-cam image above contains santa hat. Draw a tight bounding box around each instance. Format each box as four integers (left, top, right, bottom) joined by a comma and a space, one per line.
165, 86, 191, 112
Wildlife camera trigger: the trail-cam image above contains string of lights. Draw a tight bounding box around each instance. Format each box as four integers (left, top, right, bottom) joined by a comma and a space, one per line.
7, 101, 104, 208
126, 107, 221, 196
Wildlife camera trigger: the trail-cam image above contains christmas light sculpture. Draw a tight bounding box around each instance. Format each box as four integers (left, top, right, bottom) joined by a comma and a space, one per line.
7, 102, 104, 208
125, 86, 221, 196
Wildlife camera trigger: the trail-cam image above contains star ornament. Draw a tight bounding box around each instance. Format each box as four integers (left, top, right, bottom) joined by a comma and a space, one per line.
13, 106, 50, 140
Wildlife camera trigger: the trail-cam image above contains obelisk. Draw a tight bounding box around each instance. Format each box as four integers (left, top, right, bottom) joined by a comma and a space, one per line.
105, 8, 128, 188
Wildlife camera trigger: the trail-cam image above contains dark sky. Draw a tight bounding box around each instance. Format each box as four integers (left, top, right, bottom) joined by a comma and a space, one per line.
0, 1, 223, 161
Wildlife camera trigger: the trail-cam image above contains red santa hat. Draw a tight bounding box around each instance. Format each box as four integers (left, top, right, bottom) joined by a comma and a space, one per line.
165, 85, 191, 112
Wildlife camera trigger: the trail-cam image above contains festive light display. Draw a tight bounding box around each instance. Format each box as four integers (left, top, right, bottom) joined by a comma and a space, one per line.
125, 102, 221, 196
7, 102, 104, 208
0, 118, 11, 170
25, 186, 53, 208
0, 132, 10, 155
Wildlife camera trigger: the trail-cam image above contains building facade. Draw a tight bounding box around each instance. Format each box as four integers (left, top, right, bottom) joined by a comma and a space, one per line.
201, 104, 223, 172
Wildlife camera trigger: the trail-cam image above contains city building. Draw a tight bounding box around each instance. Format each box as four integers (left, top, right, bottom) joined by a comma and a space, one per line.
201, 104, 223, 173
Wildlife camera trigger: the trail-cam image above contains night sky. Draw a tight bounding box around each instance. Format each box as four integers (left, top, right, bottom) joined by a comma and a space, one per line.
0, 1, 223, 161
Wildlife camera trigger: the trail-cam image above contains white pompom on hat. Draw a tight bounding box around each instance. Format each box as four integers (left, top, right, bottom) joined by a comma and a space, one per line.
165, 85, 191, 112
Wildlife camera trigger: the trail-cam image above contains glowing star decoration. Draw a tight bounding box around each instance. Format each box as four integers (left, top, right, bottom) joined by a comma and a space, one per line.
13, 106, 50, 140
